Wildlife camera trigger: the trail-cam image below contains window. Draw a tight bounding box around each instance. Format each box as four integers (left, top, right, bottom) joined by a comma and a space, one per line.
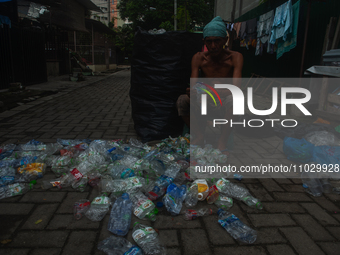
112, 0, 114, 4
112, 9, 114, 13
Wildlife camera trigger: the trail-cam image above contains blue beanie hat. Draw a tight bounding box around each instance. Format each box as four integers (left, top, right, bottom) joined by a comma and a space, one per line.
203, 16, 227, 38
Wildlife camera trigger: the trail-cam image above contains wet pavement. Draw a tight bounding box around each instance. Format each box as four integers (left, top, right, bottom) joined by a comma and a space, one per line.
0, 70, 339, 255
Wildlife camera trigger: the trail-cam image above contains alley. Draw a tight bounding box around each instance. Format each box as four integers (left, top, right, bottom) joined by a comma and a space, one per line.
0, 70, 339, 255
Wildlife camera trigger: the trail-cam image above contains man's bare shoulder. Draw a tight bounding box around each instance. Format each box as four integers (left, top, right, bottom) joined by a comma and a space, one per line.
226, 50, 243, 62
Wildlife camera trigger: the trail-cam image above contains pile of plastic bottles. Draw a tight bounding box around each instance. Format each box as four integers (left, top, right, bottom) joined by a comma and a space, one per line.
0, 135, 264, 253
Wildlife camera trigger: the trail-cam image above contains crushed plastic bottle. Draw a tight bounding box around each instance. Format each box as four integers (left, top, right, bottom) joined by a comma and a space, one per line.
146, 175, 174, 200
0, 167, 16, 186
184, 208, 213, 220
100, 176, 143, 193
74, 199, 91, 220
301, 171, 323, 197
98, 235, 143, 255
214, 195, 233, 210
108, 162, 134, 179
71, 175, 88, 192
85, 194, 111, 221
163, 183, 186, 215
130, 191, 157, 221
0, 183, 31, 200
108, 193, 133, 236
193, 179, 209, 201
184, 183, 198, 208
132, 222, 166, 255
206, 185, 219, 204
215, 178, 263, 209
217, 208, 257, 244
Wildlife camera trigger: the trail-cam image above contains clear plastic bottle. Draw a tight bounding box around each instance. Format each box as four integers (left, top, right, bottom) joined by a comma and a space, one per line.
206, 185, 219, 204
120, 144, 146, 158
74, 199, 91, 220
184, 208, 213, 220
108, 162, 135, 179
71, 175, 88, 192
85, 194, 111, 221
108, 193, 133, 236
132, 222, 166, 255
192, 179, 209, 201
215, 178, 263, 209
0, 183, 31, 200
214, 195, 233, 210
217, 208, 257, 244
185, 183, 198, 208
0, 166, 16, 186
146, 175, 174, 200
163, 184, 186, 215
100, 176, 143, 193
130, 191, 157, 221
98, 235, 143, 255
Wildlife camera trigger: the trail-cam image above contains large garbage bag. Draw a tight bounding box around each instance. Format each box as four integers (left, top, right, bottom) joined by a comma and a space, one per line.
130, 27, 203, 142
283, 137, 314, 163
274, 123, 340, 140
312, 146, 340, 165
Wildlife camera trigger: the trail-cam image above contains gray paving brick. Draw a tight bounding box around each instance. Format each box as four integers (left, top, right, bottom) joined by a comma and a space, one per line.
165, 248, 181, 255
280, 227, 325, 255
312, 197, 340, 212
254, 228, 287, 244
0, 216, 23, 239
273, 192, 312, 202
158, 230, 179, 247
22, 204, 59, 230
266, 244, 296, 255
317, 242, 340, 255
47, 214, 100, 229
0, 249, 30, 255
202, 215, 235, 245
300, 203, 339, 226
327, 227, 340, 240
214, 246, 267, 255
20, 192, 66, 203
31, 248, 62, 255
292, 214, 335, 241
259, 179, 284, 192
248, 214, 296, 227
56, 192, 89, 213
9, 231, 69, 247
281, 184, 305, 192
0, 203, 34, 215
262, 202, 305, 213
154, 215, 202, 229
181, 229, 212, 255
246, 183, 274, 201
62, 231, 97, 255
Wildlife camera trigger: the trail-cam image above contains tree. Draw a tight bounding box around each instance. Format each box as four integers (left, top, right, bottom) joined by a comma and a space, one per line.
114, 24, 134, 59
118, 0, 214, 31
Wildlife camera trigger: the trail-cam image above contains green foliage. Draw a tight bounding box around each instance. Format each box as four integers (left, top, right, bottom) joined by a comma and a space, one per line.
118, 0, 214, 31
159, 21, 174, 31
114, 24, 134, 54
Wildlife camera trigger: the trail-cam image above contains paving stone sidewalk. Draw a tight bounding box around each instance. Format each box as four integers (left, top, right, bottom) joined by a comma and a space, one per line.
0, 70, 339, 255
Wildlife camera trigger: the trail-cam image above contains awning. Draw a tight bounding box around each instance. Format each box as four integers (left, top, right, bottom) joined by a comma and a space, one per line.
85, 18, 116, 36
305, 66, 340, 78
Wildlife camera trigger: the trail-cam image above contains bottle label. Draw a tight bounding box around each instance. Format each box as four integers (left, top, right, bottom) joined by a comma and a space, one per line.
134, 200, 153, 217
218, 215, 239, 227
206, 185, 219, 201
132, 227, 156, 242
91, 196, 110, 205
133, 159, 143, 169
218, 196, 233, 203
71, 168, 83, 180
187, 209, 197, 220
8, 184, 23, 195
216, 178, 229, 192
124, 246, 142, 255
194, 180, 208, 193
129, 177, 141, 187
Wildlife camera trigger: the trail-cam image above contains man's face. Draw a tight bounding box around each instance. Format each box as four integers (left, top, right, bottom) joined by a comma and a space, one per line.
204, 36, 227, 56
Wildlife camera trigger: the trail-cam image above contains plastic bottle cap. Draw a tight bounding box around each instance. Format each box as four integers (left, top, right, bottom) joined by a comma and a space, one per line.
156, 202, 164, 208
198, 193, 203, 200
153, 208, 159, 214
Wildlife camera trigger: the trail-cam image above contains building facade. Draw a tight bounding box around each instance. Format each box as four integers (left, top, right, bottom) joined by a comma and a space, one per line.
215, 0, 260, 21
91, 0, 110, 25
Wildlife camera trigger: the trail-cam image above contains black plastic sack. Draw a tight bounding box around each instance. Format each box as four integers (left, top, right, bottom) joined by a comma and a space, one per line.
130, 28, 203, 142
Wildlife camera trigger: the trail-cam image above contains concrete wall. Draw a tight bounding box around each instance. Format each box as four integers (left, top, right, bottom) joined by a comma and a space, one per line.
215, 0, 260, 21
87, 64, 117, 72
91, 0, 110, 25
46, 62, 59, 77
